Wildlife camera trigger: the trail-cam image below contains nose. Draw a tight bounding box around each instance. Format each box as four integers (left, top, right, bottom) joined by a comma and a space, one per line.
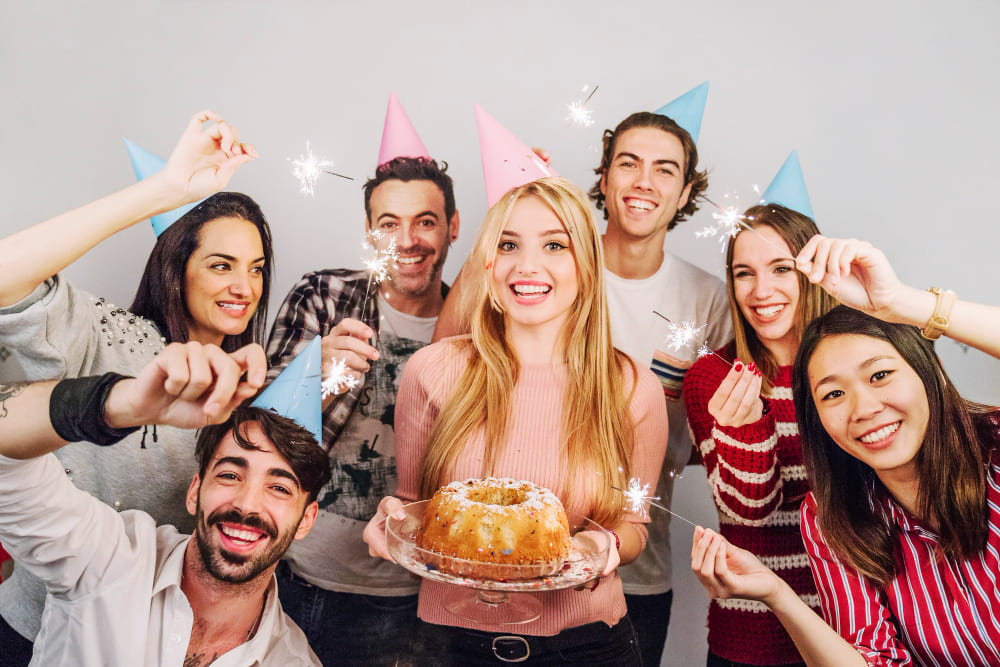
229, 269, 252, 298
632, 164, 653, 191
751, 273, 776, 300
515, 245, 542, 276
231, 481, 266, 515
396, 221, 418, 249
851, 387, 884, 423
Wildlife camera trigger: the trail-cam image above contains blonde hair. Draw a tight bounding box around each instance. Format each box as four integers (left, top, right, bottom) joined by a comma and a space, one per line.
419, 177, 636, 527
725, 204, 837, 392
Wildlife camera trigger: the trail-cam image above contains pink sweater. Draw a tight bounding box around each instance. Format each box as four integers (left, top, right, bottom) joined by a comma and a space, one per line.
395, 338, 668, 636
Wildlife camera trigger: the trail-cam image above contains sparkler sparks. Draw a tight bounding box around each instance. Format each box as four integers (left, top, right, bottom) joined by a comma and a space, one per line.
696, 205, 747, 248
363, 238, 399, 284
321, 358, 361, 399
612, 477, 697, 528
565, 85, 599, 127
290, 141, 334, 197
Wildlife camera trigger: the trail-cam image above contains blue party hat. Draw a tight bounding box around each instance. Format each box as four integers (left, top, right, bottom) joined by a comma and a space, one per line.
655, 81, 709, 143
251, 336, 323, 445
123, 138, 203, 236
761, 151, 813, 219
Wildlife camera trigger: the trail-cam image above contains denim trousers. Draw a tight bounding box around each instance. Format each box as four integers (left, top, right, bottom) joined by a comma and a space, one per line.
276, 562, 419, 667
625, 590, 673, 667
406, 616, 642, 665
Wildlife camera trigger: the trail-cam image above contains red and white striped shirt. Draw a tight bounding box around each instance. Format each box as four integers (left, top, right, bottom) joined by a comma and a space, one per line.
801, 457, 1000, 667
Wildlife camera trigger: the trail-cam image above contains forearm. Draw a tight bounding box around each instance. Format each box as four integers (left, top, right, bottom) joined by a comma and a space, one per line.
0, 175, 179, 307
611, 520, 644, 566
0, 381, 65, 459
884, 284, 1000, 359
765, 580, 867, 667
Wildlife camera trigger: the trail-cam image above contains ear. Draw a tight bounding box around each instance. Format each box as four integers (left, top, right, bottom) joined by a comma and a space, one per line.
363, 215, 372, 237
186, 474, 201, 517
678, 180, 693, 212
448, 210, 460, 243
599, 171, 608, 197
293, 501, 319, 540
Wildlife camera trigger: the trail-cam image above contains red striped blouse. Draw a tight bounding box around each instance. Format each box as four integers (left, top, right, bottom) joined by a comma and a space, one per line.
800, 458, 1000, 666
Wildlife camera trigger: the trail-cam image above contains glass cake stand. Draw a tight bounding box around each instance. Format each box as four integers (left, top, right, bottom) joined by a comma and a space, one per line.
386, 499, 610, 624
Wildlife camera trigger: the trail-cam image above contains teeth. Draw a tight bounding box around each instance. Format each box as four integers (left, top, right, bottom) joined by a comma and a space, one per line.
859, 422, 899, 444
397, 256, 424, 265
220, 525, 263, 543
513, 285, 550, 296
218, 303, 246, 312
755, 305, 784, 318
626, 199, 655, 211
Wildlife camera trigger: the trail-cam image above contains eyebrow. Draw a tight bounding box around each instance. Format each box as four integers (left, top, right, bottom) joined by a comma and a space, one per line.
613, 151, 681, 170
376, 210, 440, 223
500, 229, 570, 238
205, 253, 267, 264
210, 456, 302, 490
812, 355, 894, 391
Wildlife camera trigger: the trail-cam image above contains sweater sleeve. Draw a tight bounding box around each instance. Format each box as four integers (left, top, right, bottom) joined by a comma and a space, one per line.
621, 364, 670, 546
683, 350, 784, 526
800, 495, 913, 666
393, 342, 450, 503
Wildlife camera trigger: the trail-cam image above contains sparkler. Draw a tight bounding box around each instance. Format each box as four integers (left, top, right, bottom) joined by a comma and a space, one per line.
358, 234, 400, 326
652, 311, 705, 354
696, 195, 798, 262
612, 478, 697, 528
289, 141, 353, 197
696, 341, 734, 367
321, 358, 361, 399
565, 85, 599, 127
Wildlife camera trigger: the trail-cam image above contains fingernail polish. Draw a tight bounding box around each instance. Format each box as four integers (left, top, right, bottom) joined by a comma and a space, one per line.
747, 362, 756, 373
734, 361, 743, 372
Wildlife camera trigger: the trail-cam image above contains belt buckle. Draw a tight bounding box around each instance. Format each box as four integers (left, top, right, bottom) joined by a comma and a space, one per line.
492, 635, 530, 663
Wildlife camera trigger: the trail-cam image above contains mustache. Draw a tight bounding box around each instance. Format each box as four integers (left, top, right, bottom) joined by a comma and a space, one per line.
206, 508, 277, 540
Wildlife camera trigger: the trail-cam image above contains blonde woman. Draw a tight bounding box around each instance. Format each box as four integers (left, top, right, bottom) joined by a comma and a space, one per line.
365, 177, 667, 665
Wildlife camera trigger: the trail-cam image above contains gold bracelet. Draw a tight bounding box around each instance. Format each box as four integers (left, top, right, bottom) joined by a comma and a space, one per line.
920, 287, 956, 340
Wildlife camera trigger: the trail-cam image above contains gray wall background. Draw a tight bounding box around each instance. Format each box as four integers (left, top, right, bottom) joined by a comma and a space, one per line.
3, 2, 998, 664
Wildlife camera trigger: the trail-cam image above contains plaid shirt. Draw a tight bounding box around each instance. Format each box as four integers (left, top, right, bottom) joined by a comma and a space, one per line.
266, 269, 447, 450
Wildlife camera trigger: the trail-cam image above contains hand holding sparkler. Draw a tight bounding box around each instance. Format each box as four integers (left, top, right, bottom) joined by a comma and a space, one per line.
691, 526, 782, 604
707, 359, 766, 428
319, 318, 378, 402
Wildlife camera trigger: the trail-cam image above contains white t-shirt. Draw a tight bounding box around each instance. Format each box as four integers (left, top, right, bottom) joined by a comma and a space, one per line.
605, 252, 732, 595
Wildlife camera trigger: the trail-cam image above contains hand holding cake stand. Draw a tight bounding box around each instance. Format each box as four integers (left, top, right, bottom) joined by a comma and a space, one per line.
385, 500, 612, 625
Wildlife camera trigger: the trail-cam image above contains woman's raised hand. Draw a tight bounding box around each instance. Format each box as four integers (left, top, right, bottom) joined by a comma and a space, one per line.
691, 526, 781, 603
160, 110, 258, 203
708, 360, 764, 428
795, 235, 903, 320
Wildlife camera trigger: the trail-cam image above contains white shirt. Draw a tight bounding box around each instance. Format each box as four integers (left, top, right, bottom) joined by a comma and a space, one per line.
0, 452, 319, 667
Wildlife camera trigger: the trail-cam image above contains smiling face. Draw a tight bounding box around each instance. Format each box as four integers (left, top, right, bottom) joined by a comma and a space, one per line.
490, 196, 579, 341
599, 126, 693, 245
186, 421, 316, 584
731, 225, 801, 365
807, 333, 929, 486
367, 179, 459, 312
183, 217, 265, 346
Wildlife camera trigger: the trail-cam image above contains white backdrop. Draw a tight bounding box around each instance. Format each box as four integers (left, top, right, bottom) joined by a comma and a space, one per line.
3, 2, 998, 664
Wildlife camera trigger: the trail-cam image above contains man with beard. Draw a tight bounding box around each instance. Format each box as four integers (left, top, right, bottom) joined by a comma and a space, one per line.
264, 96, 460, 666
0, 341, 330, 666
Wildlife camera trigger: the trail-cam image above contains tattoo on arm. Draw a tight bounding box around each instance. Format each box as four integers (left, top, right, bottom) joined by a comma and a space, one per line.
0, 383, 26, 419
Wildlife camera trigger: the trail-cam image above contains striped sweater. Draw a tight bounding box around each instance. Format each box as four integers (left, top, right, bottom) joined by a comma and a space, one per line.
684, 344, 818, 665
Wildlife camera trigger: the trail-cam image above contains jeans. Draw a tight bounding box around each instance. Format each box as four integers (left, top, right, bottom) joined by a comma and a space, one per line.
0, 613, 32, 667
407, 616, 641, 665
625, 590, 673, 667
276, 562, 419, 667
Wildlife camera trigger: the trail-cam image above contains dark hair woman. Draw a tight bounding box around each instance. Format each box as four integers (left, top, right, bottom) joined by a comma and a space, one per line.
0, 110, 266, 663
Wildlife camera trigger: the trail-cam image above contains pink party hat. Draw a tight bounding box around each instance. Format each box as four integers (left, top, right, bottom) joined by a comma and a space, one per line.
475, 105, 557, 207
377, 92, 431, 166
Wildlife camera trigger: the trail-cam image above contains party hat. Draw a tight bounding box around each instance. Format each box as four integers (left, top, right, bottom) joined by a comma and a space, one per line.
654, 81, 709, 143
475, 105, 558, 207
251, 336, 323, 445
123, 138, 203, 236
761, 151, 813, 219
377, 92, 431, 166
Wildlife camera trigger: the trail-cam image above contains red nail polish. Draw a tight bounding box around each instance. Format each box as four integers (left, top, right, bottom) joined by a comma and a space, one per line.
748, 362, 757, 373
734, 361, 743, 372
